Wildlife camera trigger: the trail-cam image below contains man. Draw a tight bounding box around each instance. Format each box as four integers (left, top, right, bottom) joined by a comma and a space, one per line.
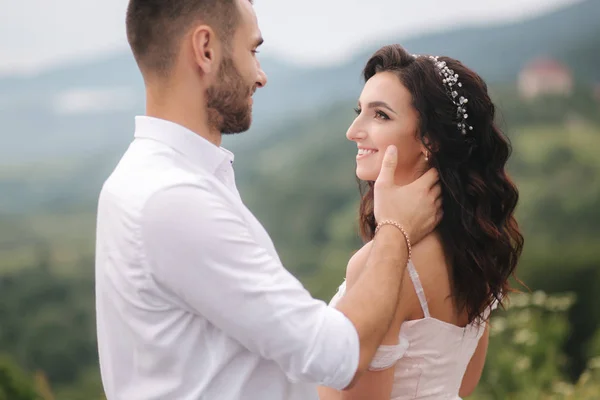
94, 0, 443, 399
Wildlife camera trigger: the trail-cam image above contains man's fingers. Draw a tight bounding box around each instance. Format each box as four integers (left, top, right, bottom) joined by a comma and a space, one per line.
376, 145, 398, 185
430, 183, 442, 200
420, 168, 440, 190
435, 210, 444, 226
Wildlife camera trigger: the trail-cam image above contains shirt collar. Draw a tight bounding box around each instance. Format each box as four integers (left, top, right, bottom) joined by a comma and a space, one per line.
133, 116, 234, 174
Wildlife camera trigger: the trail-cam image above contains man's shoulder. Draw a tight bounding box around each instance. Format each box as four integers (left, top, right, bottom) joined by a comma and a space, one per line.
98, 149, 222, 215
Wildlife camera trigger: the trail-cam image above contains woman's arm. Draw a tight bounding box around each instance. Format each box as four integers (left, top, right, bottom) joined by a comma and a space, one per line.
459, 323, 490, 397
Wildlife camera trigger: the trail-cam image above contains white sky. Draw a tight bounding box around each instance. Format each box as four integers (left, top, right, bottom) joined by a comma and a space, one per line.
0, 0, 582, 75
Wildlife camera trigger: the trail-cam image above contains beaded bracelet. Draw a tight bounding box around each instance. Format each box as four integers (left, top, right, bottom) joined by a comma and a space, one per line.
374, 220, 412, 260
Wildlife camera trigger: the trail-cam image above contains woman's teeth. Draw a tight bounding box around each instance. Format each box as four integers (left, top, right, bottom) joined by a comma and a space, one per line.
358, 149, 377, 156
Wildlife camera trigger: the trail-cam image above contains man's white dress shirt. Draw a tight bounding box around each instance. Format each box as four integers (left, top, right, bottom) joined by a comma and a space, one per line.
95, 116, 360, 400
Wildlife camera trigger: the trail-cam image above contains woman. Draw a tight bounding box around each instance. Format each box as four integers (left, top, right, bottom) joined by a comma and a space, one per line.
319, 44, 524, 399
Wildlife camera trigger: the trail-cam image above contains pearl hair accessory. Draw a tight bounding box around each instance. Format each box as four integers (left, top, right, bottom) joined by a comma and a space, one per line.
412, 54, 474, 135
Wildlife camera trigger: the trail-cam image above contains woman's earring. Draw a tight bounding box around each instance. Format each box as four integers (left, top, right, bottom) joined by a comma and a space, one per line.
424, 151, 429, 161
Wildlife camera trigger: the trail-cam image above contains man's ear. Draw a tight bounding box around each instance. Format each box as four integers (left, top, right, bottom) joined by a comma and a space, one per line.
191, 25, 221, 75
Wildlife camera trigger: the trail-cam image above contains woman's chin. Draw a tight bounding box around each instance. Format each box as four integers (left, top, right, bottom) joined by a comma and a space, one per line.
356, 168, 378, 182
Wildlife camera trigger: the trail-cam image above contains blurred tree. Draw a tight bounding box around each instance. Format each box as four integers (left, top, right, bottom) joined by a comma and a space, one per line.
0, 355, 40, 400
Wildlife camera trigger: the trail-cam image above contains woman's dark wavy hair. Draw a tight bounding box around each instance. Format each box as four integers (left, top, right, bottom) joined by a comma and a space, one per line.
358, 44, 524, 324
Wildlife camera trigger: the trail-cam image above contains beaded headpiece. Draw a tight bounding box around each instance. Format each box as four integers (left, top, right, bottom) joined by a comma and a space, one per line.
412, 54, 473, 135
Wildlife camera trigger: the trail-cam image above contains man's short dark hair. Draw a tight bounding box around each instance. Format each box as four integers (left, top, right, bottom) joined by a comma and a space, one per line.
126, 0, 242, 76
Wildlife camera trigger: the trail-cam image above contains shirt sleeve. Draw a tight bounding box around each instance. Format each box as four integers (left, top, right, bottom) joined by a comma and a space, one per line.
139, 182, 359, 390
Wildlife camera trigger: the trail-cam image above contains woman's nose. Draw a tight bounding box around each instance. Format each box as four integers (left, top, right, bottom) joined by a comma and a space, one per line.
346, 121, 367, 142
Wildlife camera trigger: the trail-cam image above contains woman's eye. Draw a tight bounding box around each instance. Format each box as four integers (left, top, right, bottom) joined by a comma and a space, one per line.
375, 110, 390, 120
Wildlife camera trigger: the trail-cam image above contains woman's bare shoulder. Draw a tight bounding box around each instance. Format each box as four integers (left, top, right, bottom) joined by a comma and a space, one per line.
412, 232, 459, 320
345, 241, 373, 283
412, 232, 449, 283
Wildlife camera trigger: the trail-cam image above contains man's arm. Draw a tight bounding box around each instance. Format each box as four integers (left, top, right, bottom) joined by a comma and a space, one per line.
333, 226, 408, 388
318, 239, 408, 399
141, 183, 360, 390
326, 241, 416, 400
142, 147, 441, 391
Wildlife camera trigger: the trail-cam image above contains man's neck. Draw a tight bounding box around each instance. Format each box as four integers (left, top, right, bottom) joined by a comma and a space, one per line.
145, 87, 222, 147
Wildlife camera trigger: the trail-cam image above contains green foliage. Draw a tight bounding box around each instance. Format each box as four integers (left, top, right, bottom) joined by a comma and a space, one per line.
473, 292, 600, 399
0, 262, 97, 389
0, 355, 40, 400
51, 365, 105, 400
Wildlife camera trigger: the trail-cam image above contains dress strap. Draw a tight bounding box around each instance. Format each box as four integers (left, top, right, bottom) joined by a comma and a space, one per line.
407, 260, 430, 318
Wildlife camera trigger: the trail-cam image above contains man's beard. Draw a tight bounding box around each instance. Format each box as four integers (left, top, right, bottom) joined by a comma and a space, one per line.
206, 56, 254, 134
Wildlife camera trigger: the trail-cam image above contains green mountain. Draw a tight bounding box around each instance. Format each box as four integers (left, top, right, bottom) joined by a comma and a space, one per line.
0, 0, 598, 165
